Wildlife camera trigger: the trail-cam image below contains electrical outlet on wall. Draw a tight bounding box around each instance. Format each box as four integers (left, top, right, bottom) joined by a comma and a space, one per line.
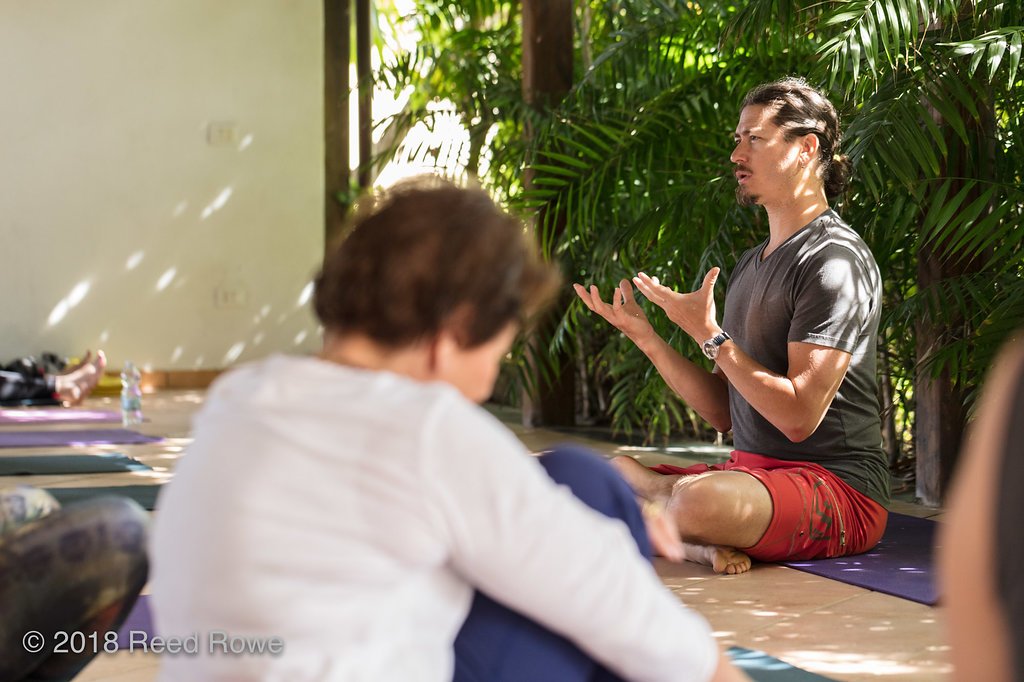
207, 120, 240, 147
214, 283, 248, 309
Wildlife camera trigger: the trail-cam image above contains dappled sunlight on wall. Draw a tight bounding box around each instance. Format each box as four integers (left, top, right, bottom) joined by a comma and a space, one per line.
155, 268, 178, 292
223, 342, 246, 364
47, 280, 92, 328
297, 281, 314, 307
200, 187, 234, 220
125, 251, 145, 270
0, 0, 323, 369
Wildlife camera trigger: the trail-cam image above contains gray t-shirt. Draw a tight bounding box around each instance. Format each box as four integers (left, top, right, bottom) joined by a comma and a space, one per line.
722, 209, 890, 505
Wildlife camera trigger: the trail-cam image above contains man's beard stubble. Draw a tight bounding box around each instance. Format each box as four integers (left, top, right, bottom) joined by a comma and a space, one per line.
735, 185, 759, 207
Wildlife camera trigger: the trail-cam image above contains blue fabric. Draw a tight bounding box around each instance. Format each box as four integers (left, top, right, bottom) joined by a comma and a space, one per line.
453, 445, 647, 682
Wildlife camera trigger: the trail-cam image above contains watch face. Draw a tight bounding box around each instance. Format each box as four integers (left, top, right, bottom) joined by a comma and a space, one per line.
703, 341, 717, 360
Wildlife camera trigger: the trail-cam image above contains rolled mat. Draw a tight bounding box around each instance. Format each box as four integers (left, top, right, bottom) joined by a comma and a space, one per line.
0, 408, 121, 425
0, 453, 151, 476
44, 484, 162, 510
727, 647, 837, 681
782, 511, 938, 605
0, 429, 161, 448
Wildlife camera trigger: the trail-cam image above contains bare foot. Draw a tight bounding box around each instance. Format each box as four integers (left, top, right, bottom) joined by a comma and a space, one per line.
59, 350, 92, 374
54, 350, 107, 405
610, 456, 679, 501
682, 542, 752, 574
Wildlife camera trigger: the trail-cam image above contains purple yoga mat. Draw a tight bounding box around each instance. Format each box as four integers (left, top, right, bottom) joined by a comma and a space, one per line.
0, 408, 121, 425
0, 429, 161, 448
116, 595, 154, 649
782, 511, 938, 605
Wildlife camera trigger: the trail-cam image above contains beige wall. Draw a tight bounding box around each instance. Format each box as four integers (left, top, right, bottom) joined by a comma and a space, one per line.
0, 1, 324, 371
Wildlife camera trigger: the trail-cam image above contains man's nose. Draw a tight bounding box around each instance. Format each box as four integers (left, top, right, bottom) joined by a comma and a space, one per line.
729, 139, 745, 163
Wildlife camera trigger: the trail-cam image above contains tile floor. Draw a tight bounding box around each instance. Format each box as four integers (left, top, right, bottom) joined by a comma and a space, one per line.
0, 390, 951, 681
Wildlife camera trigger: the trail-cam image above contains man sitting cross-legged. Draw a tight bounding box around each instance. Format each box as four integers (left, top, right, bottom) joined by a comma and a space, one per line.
575, 77, 890, 573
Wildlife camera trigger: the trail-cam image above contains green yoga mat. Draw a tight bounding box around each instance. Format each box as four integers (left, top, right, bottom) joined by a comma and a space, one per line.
0, 453, 151, 476
44, 484, 163, 510
727, 647, 836, 681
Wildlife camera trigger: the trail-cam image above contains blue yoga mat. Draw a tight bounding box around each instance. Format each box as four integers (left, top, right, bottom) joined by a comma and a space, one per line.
0, 453, 150, 475
782, 512, 938, 605
0, 429, 161, 448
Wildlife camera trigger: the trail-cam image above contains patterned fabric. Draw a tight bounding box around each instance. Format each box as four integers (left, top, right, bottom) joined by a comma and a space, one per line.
0, 489, 149, 680
0, 486, 61, 535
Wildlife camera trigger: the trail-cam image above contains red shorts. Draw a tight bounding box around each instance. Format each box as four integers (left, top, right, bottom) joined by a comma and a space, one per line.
650, 450, 887, 562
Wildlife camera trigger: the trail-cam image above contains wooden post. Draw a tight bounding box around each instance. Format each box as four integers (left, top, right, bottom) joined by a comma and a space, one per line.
522, 1, 574, 111
521, 0, 575, 427
914, 87, 995, 506
356, 0, 372, 189
324, 0, 351, 246
914, 255, 969, 506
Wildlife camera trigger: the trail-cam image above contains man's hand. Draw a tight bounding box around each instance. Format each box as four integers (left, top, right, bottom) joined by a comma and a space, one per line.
573, 279, 656, 344
633, 268, 722, 343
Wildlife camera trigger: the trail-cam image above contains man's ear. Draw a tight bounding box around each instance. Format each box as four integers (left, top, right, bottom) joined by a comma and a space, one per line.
802, 133, 821, 163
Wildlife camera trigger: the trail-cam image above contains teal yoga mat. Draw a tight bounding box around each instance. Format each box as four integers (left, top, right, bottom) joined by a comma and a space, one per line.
0, 429, 161, 448
0, 453, 150, 476
727, 647, 837, 681
45, 484, 163, 510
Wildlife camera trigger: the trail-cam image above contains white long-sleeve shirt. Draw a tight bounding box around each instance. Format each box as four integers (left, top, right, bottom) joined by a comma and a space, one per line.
150, 355, 718, 681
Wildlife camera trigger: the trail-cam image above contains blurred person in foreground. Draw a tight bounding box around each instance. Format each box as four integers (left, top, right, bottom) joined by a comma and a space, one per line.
151, 179, 750, 681
940, 334, 1024, 682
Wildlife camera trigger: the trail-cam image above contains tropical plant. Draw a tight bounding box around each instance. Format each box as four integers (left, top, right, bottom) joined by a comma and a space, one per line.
524, 0, 1023, 494
373, 0, 1024, 495
373, 1, 532, 198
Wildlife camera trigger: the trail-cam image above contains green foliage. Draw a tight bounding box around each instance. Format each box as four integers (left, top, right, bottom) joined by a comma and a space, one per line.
374, 0, 1024, 454
373, 1, 532, 197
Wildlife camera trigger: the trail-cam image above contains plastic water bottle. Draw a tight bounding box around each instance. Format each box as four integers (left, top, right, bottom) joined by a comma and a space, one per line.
120, 361, 144, 426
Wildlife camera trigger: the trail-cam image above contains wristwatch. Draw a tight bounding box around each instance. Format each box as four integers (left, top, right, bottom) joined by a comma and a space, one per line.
701, 331, 732, 361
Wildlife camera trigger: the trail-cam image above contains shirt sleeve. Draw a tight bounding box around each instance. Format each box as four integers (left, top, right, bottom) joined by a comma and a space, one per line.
788, 241, 879, 353
418, 397, 719, 682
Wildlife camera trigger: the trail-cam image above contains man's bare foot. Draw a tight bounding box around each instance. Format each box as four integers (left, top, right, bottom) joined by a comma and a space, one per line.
610, 456, 679, 501
682, 542, 752, 574
54, 350, 107, 406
